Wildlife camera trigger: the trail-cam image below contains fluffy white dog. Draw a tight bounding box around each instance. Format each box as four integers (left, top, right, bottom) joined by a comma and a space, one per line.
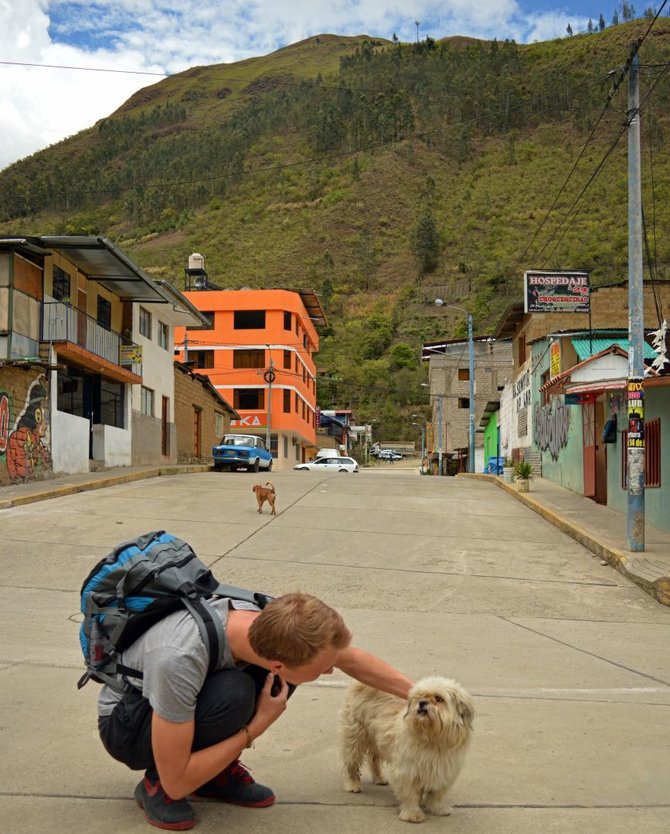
340, 676, 474, 823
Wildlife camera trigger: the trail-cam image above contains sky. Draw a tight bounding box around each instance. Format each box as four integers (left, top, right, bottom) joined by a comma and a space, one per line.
0, 1, 638, 171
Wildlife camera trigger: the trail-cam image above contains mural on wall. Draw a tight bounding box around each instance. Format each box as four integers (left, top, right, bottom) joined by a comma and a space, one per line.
1, 375, 52, 481
534, 398, 571, 461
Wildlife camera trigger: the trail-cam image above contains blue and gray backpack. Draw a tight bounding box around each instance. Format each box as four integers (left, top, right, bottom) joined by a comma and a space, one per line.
78, 530, 272, 692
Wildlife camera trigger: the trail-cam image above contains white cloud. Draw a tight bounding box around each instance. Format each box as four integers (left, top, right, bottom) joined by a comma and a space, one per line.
0, 0, 581, 171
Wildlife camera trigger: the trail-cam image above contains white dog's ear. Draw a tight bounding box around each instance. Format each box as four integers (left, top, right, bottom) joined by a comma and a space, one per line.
452, 692, 475, 728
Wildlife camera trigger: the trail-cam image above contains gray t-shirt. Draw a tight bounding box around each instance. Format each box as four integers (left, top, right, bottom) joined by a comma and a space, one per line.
97, 597, 260, 723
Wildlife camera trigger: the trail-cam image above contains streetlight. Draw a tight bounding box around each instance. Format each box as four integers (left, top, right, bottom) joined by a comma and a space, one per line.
434, 299, 476, 473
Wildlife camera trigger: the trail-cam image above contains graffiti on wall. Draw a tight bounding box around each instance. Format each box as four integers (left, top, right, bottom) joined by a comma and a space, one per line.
0, 375, 52, 481
534, 399, 571, 461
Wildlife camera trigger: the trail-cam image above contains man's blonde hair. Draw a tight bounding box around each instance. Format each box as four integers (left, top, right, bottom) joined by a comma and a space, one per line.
248, 593, 351, 666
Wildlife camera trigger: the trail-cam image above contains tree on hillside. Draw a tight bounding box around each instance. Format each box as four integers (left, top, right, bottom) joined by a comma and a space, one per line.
612, 9, 619, 24
587, 17, 594, 32
599, 13, 607, 30
566, 23, 573, 35
355, 228, 377, 290
411, 178, 440, 275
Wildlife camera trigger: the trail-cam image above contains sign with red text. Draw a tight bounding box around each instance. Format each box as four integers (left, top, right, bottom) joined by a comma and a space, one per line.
524, 270, 590, 313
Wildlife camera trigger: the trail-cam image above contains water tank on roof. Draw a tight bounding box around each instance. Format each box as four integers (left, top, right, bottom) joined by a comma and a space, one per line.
189, 253, 205, 272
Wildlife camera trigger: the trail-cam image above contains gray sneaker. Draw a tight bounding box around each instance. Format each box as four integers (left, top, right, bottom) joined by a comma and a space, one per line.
134, 773, 196, 830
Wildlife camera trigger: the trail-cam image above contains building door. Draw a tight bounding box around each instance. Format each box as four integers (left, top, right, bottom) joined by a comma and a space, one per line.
193, 407, 202, 459
77, 288, 87, 349
582, 397, 596, 499
161, 396, 170, 457
594, 398, 608, 505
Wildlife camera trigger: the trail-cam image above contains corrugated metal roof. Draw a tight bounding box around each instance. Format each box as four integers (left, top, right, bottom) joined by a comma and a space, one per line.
572, 337, 656, 361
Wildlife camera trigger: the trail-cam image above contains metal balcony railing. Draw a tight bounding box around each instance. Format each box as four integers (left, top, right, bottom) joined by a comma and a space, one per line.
41, 301, 139, 370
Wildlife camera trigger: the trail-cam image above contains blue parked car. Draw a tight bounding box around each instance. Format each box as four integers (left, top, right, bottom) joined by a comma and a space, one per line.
212, 434, 273, 472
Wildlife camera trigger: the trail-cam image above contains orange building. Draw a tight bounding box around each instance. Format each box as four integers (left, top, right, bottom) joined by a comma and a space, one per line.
175, 285, 326, 469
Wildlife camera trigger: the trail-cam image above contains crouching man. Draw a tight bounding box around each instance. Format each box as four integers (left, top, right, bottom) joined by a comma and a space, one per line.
97, 592, 412, 829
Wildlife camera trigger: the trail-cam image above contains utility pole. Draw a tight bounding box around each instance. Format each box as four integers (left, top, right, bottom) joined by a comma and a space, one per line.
627, 52, 645, 552
437, 394, 443, 476
415, 20, 421, 43
183, 333, 189, 363
467, 313, 476, 474
264, 351, 275, 450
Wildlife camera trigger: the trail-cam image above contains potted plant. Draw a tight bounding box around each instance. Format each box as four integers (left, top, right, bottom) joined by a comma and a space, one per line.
502, 456, 514, 483
513, 460, 534, 492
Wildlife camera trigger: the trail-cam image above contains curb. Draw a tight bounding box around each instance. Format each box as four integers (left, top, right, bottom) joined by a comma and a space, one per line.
0, 465, 211, 511
458, 473, 670, 607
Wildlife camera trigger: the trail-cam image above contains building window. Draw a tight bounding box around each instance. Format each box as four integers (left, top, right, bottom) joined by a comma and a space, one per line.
187, 312, 215, 331
215, 412, 225, 437
295, 392, 299, 411
141, 386, 154, 417
234, 388, 265, 410
283, 436, 288, 457
283, 349, 291, 369
284, 311, 292, 330
517, 334, 527, 366
518, 407, 528, 437
97, 296, 112, 330
139, 307, 152, 339
303, 333, 308, 350
458, 368, 469, 381
283, 389, 291, 413
295, 317, 299, 335
458, 398, 470, 409
270, 433, 278, 459
192, 350, 214, 369
158, 321, 169, 350
622, 419, 661, 488
53, 265, 70, 301
233, 349, 265, 368
234, 310, 265, 329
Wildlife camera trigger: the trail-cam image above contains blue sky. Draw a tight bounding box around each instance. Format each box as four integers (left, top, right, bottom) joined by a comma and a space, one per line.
0, 1, 662, 170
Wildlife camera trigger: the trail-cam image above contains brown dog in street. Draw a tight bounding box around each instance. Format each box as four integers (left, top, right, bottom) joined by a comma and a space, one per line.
252, 482, 277, 515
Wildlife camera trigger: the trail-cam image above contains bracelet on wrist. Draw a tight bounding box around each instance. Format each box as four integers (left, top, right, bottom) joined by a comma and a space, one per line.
241, 724, 254, 749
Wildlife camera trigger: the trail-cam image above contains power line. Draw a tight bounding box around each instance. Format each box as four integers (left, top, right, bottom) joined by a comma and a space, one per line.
537, 57, 670, 267
516, 4, 669, 269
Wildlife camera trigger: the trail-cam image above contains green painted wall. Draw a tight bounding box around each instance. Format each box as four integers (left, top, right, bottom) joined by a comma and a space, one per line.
607, 388, 670, 532
483, 411, 498, 471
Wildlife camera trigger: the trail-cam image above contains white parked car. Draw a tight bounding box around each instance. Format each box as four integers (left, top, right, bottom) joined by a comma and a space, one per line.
378, 449, 402, 461
294, 456, 359, 473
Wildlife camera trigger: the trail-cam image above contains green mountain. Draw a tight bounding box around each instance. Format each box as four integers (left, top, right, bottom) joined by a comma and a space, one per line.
2, 21, 670, 441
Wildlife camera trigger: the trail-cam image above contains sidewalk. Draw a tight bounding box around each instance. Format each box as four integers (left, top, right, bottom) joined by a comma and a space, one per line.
460, 473, 670, 607
0, 463, 210, 510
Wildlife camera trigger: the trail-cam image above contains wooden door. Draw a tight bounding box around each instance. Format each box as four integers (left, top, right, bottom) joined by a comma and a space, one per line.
77, 288, 87, 348
161, 396, 170, 457
193, 407, 201, 458
594, 398, 608, 505
582, 398, 596, 499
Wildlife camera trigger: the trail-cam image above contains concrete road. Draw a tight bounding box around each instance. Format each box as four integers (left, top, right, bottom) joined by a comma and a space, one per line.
2, 469, 669, 834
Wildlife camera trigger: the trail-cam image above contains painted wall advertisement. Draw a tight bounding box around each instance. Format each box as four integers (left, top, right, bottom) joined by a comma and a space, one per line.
549, 340, 561, 379
524, 270, 590, 313
627, 380, 645, 449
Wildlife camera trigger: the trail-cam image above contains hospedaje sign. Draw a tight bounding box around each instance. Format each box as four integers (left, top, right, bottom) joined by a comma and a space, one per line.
524, 270, 590, 313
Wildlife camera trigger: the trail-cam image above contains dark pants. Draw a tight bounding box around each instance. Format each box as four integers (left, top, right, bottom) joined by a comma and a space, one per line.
99, 665, 280, 772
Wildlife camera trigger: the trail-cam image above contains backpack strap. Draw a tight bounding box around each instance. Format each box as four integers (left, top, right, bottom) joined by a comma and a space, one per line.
183, 597, 225, 676
215, 583, 273, 609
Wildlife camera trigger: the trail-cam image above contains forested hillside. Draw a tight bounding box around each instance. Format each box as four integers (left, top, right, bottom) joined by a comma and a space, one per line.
2, 21, 670, 440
